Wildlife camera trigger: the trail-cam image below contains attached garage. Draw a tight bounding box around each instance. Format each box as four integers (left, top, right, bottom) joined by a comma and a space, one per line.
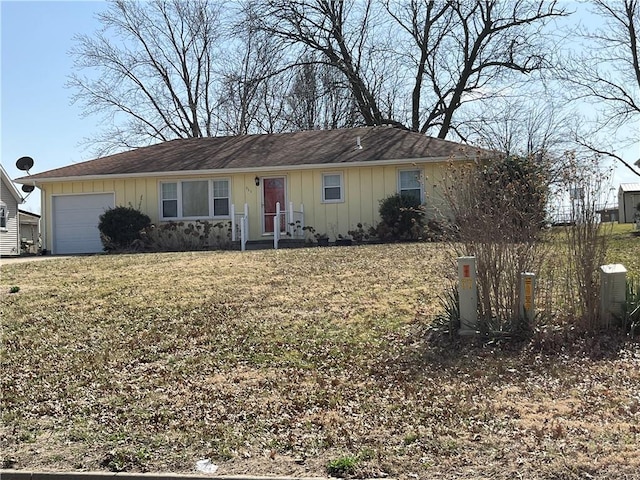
52, 193, 114, 254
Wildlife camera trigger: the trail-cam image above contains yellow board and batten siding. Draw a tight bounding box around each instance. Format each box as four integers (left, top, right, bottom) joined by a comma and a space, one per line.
40, 161, 451, 251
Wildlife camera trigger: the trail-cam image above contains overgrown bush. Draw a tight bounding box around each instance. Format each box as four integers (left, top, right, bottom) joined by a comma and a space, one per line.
139, 220, 231, 251
376, 193, 426, 241
443, 154, 551, 336
99, 206, 151, 251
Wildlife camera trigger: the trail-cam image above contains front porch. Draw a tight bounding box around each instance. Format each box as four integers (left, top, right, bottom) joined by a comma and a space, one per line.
230, 201, 308, 251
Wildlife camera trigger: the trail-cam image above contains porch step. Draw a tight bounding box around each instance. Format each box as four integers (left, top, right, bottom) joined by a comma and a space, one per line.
231, 238, 311, 251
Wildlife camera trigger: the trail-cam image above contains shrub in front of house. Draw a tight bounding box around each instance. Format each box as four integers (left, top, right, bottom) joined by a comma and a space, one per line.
376, 193, 426, 241
140, 220, 232, 251
98, 206, 151, 251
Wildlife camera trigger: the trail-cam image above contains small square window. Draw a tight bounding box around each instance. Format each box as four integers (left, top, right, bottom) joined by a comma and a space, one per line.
322, 173, 343, 203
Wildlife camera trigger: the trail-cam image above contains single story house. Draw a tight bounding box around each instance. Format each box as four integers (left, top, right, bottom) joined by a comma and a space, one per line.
618, 183, 640, 223
19, 209, 41, 254
1, 164, 24, 256
14, 126, 492, 255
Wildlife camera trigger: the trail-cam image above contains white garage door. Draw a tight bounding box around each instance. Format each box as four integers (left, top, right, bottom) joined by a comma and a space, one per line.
53, 194, 114, 254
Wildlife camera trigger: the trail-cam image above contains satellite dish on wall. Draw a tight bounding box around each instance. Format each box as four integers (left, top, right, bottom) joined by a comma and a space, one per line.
16, 156, 34, 172
22, 184, 35, 193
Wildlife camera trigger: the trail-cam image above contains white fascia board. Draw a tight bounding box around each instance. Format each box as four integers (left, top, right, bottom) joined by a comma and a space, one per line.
16, 155, 476, 185
1, 165, 25, 203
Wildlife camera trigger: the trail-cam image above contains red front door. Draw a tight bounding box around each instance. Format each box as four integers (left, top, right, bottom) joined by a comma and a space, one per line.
263, 177, 286, 234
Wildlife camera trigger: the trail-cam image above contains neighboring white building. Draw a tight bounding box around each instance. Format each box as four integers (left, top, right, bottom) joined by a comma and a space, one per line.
618, 183, 640, 223
1, 165, 24, 256
19, 209, 41, 254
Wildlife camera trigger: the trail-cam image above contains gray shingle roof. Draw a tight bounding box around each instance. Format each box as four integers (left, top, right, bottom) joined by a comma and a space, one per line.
17, 126, 493, 182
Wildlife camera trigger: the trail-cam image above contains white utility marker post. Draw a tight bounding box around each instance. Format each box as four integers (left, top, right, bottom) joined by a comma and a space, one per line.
520, 273, 536, 321
600, 264, 627, 328
458, 256, 478, 336
288, 202, 294, 236
243, 203, 249, 240
240, 216, 246, 252
274, 202, 281, 250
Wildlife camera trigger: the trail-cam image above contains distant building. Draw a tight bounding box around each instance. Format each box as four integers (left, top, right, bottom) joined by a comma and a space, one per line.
19, 210, 40, 254
618, 183, 640, 223
596, 206, 619, 223
1, 165, 24, 256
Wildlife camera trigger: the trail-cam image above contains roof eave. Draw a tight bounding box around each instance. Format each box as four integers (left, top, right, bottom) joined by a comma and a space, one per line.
1, 165, 25, 203
17, 155, 482, 185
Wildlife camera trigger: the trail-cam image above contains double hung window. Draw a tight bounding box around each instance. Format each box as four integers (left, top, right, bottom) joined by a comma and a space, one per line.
322, 173, 344, 203
398, 170, 423, 202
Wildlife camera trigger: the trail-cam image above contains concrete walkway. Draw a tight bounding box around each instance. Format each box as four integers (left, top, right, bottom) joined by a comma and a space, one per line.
0, 255, 73, 266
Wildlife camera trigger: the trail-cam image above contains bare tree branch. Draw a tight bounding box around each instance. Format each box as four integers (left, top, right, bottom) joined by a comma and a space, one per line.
69, 0, 222, 155
386, 0, 566, 138
560, 0, 640, 176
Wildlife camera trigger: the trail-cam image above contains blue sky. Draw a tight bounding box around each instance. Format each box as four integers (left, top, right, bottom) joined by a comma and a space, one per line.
1, 0, 639, 215
2, 0, 107, 213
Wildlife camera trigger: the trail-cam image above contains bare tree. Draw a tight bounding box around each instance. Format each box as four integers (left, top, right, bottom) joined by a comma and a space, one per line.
460, 94, 576, 158
287, 61, 319, 131
564, 0, 640, 177
285, 57, 361, 130
385, 0, 567, 138
69, 0, 222, 155
256, 1, 566, 140
215, 2, 292, 135
254, 0, 403, 128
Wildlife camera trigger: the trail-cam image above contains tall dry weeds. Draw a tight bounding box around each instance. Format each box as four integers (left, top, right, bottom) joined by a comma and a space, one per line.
553, 154, 612, 331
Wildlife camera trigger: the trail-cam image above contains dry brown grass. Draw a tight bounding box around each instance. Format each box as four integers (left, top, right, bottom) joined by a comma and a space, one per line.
1, 239, 639, 479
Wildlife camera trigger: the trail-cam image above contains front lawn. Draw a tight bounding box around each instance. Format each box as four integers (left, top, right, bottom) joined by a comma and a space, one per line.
1, 233, 639, 479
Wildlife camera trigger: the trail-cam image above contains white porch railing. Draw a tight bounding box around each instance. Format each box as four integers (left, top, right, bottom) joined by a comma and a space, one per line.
230, 203, 249, 251
274, 202, 305, 250
233, 202, 305, 250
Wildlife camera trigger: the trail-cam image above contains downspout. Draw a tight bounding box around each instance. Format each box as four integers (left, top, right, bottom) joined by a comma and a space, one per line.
39, 184, 47, 254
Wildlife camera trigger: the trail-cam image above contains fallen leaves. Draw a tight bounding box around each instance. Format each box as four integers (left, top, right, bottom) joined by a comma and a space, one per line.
1, 244, 639, 479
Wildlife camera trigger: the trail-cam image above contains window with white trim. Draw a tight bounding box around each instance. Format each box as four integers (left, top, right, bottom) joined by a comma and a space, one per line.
322, 173, 344, 203
212, 180, 230, 216
160, 179, 230, 219
161, 183, 178, 218
398, 169, 423, 202
0, 203, 7, 229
